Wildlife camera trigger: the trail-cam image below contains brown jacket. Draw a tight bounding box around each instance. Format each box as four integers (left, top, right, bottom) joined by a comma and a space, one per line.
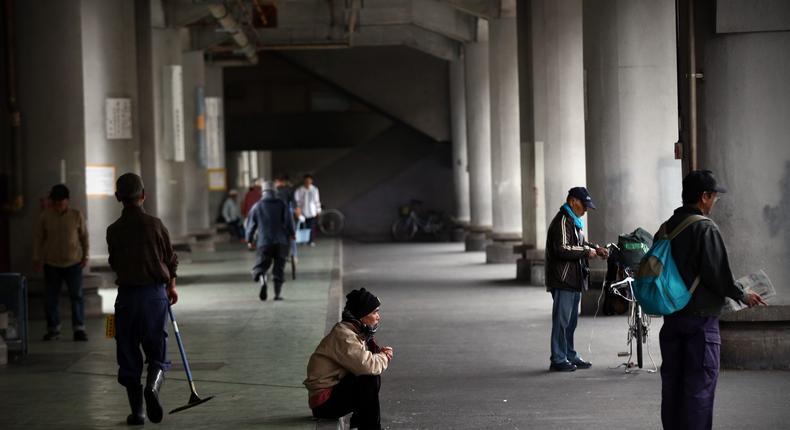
106, 205, 178, 286
33, 208, 89, 268
304, 321, 389, 407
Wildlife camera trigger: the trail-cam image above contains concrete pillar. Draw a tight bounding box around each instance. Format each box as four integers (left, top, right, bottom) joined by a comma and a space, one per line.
485, 6, 523, 264
449, 58, 471, 236
182, 50, 211, 234
584, 0, 681, 249
463, 21, 494, 251
257, 151, 273, 181
533, 0, 587, 238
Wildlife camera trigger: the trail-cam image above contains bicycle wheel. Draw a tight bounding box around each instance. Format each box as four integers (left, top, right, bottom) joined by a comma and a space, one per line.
635, 306, 644, 368
391, 217, 417, 241
318, 209, 345, 236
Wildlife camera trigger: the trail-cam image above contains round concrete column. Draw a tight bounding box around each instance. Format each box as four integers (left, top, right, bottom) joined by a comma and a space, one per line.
584, 0, 681, 246
485, 15, 523, 263
533, 0, 587, 230
463, 24, 494, 252
450, 58, 471, 232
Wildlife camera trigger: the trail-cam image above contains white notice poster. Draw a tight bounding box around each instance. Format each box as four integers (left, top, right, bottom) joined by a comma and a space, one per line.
105, 98, 133, 139
86, 165, 116, 196
208, 168, 227, 191
163, 65, 186, 162
205, 97, 225, 169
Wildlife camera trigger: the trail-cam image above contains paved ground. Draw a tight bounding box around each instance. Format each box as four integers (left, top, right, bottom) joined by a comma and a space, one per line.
343, 241, 790, 430
0, 240, 336, 430
2, 239, 789, 429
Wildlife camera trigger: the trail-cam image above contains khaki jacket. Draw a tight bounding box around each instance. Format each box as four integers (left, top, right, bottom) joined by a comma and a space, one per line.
304, 321, 389, 403
33, 208, 89, 268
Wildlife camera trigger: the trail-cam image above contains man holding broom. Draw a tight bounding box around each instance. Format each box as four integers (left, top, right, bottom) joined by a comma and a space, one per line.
107, 173, 179, 425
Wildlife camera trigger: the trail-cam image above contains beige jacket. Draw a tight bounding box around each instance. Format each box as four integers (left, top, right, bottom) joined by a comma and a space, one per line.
304, 321, 389, 404
33, 208, 89, 268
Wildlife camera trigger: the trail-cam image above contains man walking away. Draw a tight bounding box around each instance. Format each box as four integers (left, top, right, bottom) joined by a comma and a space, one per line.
33, 184, 89, 341
247, 181, 295, 301
107, 173, 179, 425
294, 174, 321, 246
659, 170, 765, 430
545, 187, 608, 371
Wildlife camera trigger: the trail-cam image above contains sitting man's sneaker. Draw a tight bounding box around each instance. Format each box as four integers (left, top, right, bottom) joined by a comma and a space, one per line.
73, 330, 89, 342
43, 331, 60, 341
549, 361, 577, 372
570, 357, 592, 369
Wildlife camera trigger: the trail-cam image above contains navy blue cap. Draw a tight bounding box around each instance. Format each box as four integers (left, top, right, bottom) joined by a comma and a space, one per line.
568, 187, 596, 209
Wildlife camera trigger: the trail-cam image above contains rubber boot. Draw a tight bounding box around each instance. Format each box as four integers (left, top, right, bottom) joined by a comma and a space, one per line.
259, 276, 268, 301
274, 282, 283, 300
144, 369, 165, 423
125, 384, 145, 425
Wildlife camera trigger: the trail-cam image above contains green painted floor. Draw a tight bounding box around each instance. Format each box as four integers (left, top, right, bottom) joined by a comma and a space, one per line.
0, 240, 337, 430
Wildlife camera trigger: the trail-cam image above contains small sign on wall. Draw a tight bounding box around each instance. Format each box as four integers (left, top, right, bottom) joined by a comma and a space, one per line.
208, 168, 227, 191
86, 165, 117, 197
105, 98, 133, 140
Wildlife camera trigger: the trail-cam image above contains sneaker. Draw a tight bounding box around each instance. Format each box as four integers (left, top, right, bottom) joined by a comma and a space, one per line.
570, 357, 592, 369
43, 331, 61, 341
549, 361, 577, 372
73, 330, 88, 342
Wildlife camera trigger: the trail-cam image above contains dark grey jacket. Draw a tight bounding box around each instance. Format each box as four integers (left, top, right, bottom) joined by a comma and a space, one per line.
545, 208, 592, 292
246, 192, 295, 247
657, 206, 747, 316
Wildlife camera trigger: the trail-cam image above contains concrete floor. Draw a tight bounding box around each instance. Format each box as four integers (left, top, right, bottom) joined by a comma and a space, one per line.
2, 240, 789, 429
343, 242, 790, 430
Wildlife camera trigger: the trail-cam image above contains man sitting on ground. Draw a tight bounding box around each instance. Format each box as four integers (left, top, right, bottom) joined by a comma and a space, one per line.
304, 288, 394, 430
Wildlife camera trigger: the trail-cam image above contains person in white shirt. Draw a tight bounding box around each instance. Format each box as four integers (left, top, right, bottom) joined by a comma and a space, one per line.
294, 174, 322, 245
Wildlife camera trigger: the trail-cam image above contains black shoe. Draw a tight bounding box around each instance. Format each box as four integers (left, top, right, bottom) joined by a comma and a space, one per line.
126, 384, 145, 425
259, 280, 268, 301
73, 330, 88, 342
43, 331, 60, 341
274, 296, 284, 301
549, 361, 577, 372
144, 369, 165, 423
570, 358, 592, 369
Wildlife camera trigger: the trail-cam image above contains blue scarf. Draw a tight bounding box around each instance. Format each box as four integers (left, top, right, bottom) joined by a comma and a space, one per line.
562, 203, 584, 230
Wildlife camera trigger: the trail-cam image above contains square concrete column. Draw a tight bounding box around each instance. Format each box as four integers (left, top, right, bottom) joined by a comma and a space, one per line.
449, 58, 471, 241
463, 21, 494, 252
583, 0, 682, 248
485, 6, 524, 264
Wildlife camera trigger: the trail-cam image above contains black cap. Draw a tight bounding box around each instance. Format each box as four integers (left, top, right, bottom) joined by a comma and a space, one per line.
682, 170, 727, 204
568, 187, 596, 209
344, 288, 381, 320
49, 184, 70, 201
115, 173, 144, 201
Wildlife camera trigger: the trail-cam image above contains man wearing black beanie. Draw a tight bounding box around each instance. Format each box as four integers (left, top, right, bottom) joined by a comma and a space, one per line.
304, 288, 394, 430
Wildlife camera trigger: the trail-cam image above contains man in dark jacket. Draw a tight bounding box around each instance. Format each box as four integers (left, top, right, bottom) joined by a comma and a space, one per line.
247, 181, 295, 301
659, 170, 765, 430
107, 173, 179, 425
545, 187, 608, 372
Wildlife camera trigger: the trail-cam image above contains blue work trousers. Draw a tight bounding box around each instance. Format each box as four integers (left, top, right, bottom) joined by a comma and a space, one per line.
660, 314, 720, 430
115, 284, 171, 387
43, 263, 85, 331
550, 289, 581, 364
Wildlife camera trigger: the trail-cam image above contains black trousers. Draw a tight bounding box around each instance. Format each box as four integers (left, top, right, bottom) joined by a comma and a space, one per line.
115, 284, 170, 388
251, 243, 289, 284
312, 374, 381, 430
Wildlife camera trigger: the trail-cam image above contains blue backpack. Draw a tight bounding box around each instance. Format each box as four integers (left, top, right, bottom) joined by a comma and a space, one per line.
634, 215, 707, 315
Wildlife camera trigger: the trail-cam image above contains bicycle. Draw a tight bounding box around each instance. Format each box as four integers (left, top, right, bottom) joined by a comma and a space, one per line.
391, 199, 448, 241
603, 244, 657, 373
317, 209, 345, 237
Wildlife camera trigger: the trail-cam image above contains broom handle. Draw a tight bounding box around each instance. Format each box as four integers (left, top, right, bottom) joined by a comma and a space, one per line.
168, 305, 195, 385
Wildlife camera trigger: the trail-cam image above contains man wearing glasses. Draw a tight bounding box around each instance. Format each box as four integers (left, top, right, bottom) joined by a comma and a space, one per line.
658, 170, 765, 430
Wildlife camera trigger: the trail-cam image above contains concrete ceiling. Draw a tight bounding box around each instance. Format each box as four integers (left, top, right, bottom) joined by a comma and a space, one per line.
165, 0, 498, 62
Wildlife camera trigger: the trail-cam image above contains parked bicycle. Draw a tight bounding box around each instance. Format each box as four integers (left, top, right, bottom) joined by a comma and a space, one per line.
604, 243, 657, 373
391, 199, 449, 241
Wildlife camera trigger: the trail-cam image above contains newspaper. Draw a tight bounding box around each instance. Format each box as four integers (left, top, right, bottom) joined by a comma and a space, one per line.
724, 269, 777, 312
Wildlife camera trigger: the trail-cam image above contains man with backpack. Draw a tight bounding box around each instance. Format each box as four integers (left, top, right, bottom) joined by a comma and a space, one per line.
657, 170, 765, 430
545, 187, 609, 372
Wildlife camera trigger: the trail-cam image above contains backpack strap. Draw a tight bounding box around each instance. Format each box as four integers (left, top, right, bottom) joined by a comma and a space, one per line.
667, 214, 708, 294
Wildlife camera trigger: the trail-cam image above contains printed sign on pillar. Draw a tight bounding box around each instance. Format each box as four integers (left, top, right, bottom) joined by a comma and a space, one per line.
196, 87, 207, 168
105, 98, 133, 140
205, 97, 225, 169
163, 65, 186, 162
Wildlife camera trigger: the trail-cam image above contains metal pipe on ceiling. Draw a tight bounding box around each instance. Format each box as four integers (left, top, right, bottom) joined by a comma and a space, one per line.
207, 3, 259, 65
